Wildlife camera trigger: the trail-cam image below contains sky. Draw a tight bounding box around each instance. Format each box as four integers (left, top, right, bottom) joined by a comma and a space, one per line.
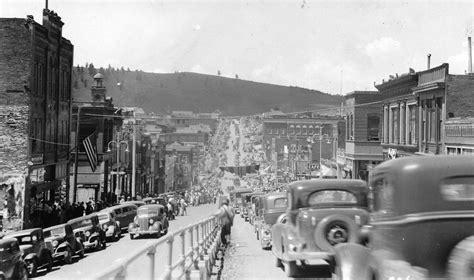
1, 0, 473, 95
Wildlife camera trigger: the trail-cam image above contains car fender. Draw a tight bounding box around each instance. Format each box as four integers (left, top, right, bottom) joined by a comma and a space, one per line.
23, 253, 38, 262
333, 243, 371, 280
152, 221, 163, 230
56, 242, 72, 252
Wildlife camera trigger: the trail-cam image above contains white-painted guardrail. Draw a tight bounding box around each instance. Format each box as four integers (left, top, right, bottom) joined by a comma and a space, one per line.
91, 215, 222, 280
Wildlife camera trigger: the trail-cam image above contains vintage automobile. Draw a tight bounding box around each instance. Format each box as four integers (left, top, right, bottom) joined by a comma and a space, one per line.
44, 223, 85, 264
256, 192, 287, 249
101, 204, 137, 233
128, 204, 170, 239
68, 213, 107, 252
240, 193, 254, 220
271, 179, 369, 277
0, 238, 29, 280
97, 209, 121, 241
251, 195, 265, 229
247, 193, 265, 224
121, 200, 146, 208
4, 228, 54, 277
230, 188, 252, 214
333, 155, 474, 280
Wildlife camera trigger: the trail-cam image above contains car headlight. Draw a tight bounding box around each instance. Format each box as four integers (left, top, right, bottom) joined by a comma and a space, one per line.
52, 240, 58, 247
85, 231, 91, 237
149, 219, 154, 224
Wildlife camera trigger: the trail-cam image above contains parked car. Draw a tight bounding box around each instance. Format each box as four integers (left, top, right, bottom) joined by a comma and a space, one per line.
247, 193, 265, 224
4, 228, 54, 277
271, 179, 369, 277
96, 209, 121, 241
0, 238, 28, 280
256, 192, 287, 250
68, 213, 106, 252
241, 193, 254, 220
334, 155, 474, 280
101, 204, 137, 233
43, 223, 85, 264
128, 204, 169, 239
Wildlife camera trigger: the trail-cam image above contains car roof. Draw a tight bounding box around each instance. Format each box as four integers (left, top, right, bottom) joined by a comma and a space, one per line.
5, 228, 42, 237
287, 179, 368, 192
102, 204, 138, 211
264, 192, 287, 202
137, 204, 165, 210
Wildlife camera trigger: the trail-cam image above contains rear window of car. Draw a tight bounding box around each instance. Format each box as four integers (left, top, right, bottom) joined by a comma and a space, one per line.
370, 176, 396, 219
308, 190, 357, 206
440, 177, 474, 201
273, 198, 287, 208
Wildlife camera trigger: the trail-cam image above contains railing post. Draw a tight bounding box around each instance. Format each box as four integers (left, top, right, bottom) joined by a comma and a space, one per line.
147, 246, 156, 280
163, 237, 174, 280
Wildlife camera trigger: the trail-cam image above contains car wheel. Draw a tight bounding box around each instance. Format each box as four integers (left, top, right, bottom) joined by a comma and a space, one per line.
26, 258, 38, 277
45, 253, 53, 271
447, 235, 474, 279
102, 238, 107, 250
314, 214, 358, 253
64, 246, 73, 264
284, 260, 300, 277
130, 234, 135, 240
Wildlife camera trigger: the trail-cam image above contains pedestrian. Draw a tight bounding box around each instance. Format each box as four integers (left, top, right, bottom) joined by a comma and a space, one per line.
215, 198, 234, 246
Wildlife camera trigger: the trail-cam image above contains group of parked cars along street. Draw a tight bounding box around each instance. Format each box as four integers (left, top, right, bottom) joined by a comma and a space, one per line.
251, 155, 474, 279
0, 198, 171, 279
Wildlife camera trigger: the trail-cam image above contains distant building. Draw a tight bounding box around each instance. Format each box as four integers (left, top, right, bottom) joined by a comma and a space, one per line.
0, 10, 73, 229
375, 69, 419, 159
342, 91, 383, 180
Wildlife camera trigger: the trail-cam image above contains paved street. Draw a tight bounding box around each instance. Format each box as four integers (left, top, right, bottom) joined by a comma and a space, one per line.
37, 203, 218, 280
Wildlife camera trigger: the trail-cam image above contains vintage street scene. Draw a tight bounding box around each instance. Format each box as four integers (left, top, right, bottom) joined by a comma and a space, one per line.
1, 0, 473, 279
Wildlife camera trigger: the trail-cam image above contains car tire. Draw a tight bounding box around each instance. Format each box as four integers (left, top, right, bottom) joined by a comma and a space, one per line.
26, 258, 38, 277
284, 260, 300, 277
102, 238, 107, 250
130, 234, 135, 240
447, 235, 474, 279
45, 253, 53, 271
314, 214, 358, 252
64, 246, 73, 264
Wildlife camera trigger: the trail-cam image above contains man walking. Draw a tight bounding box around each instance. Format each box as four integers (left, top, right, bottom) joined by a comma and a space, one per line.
216, 198, 234, 246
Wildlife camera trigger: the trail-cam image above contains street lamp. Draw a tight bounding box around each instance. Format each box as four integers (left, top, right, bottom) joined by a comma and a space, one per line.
306, 126, 334, 179
108, 137, 129, 197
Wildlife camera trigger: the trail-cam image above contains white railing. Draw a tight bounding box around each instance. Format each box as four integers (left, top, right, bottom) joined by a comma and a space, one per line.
91, 215, 222, 280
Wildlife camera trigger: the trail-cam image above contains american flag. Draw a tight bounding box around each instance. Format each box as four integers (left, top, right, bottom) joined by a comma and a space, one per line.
83, 133, 98, 172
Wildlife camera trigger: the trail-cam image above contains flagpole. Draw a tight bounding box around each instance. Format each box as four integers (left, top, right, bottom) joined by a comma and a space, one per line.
73, 106, 81, 204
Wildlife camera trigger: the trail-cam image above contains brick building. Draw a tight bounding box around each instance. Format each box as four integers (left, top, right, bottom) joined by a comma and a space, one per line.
342, 91, 383, 180
0, 10, 73, 229
375, 69, 419, 159
413, 63, 474, 155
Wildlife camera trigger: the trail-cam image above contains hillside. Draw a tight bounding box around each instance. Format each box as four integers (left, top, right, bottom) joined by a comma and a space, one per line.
71, 67, 344, 116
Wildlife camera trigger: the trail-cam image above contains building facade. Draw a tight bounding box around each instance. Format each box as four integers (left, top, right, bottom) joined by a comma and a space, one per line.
0, 10, 73, 229
376, 70, 419, 159
342, 91, 383, 180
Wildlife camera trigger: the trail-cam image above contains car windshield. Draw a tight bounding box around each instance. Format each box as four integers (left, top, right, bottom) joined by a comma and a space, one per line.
44, 227, 65, 238
308, 190, 357, 206
138, 208, 158, 217
98, 212, 110, 222
70, 219, 93, 229
13, 235, 36, 245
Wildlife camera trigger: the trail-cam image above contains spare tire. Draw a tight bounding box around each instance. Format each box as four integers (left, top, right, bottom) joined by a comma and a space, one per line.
447, 235, 474, 279
314, 214, 358, 252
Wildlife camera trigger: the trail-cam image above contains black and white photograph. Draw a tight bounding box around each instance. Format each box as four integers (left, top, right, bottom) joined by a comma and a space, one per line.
1, 0, 474, 279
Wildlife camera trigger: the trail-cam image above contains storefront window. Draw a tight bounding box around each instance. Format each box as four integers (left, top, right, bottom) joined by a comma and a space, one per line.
408, 105, 417, 145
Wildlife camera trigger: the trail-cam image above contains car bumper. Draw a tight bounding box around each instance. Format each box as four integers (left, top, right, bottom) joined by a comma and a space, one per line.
287, 250, 333, 263
83, 240, 100, 249
129, 228, 160, 236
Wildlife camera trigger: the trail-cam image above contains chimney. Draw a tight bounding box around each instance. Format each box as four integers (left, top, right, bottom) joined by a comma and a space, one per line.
427, 54, 431, 70
468, 37, 472, 74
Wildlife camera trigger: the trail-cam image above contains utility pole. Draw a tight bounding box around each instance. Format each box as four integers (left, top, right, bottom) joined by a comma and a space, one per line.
131, 117, 136, 197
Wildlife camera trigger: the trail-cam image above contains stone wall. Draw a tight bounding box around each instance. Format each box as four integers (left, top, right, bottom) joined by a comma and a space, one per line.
0, 18, 32, 230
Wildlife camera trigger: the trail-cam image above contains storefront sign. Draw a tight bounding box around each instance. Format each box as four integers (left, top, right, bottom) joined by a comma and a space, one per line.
29, 168, 45, 184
